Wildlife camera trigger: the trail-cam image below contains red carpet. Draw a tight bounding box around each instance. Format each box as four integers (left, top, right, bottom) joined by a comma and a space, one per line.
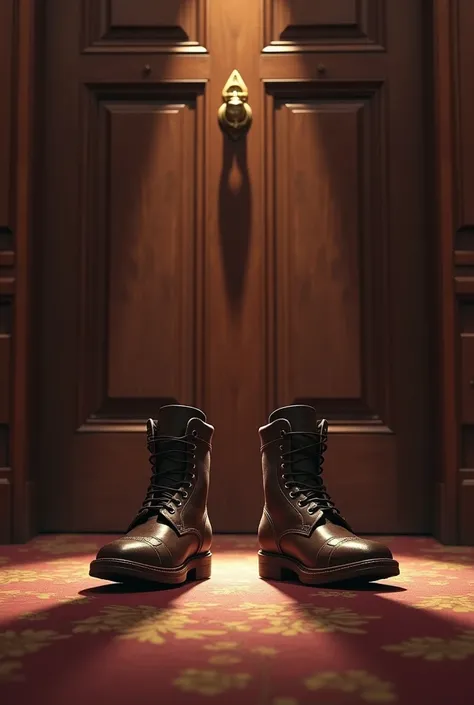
0, 535, 473, 705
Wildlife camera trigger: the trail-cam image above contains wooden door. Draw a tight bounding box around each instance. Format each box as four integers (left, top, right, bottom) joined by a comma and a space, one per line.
38, 0, 430, 534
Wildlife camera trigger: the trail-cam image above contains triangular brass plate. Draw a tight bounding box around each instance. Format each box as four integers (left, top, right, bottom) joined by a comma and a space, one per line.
222, 69, 248, 100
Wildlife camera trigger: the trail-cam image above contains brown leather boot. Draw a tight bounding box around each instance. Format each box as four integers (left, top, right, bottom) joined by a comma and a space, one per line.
90, 405, 213, 584
258, 405, 399, 585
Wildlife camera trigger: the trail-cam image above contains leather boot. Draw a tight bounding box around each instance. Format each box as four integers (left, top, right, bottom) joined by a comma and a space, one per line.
90, 405, 213, 584
258, 405, 399, 585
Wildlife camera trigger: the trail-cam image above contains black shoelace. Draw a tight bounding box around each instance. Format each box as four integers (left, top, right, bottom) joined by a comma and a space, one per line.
273, 430, 337, 515
140, 435, 197, 515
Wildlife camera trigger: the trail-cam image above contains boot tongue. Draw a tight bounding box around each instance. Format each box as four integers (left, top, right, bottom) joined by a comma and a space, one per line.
271, 407, 334, 512
147, 405, 206, 440
135, 407, 205, 527
269, 405, 317, 432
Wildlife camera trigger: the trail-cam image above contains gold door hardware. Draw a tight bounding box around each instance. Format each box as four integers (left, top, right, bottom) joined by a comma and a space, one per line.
218, 69, 253, 141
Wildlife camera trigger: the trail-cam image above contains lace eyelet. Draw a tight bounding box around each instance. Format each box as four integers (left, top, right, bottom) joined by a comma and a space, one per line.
280, 463, 286, 470
192, 464, 196, 470
284, 482, 290, 489
297, 501, 304, 507
192, 429, 198, 437
279, 445, 284, 452
280, 429, 286, 437
192, 444, 197, 451
181, 491, 188, 499
289, 492, 297, 499
168, 508, 175, 514
175, 501, 182, 507
191, 473, 196, 479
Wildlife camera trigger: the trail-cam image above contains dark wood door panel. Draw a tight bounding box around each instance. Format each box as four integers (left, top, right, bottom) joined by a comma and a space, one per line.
461, 334, 474, 425
323, 433, 398, 532
264, 0, 385, 50
106, 101, 196, 401
269, 86, 387, 418
78, 87, 203, 429
83, 0, 206, 50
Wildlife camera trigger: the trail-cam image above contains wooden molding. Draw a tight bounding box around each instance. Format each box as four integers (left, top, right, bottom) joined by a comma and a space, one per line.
10, 0, 39, 541
432, 0, 459, 543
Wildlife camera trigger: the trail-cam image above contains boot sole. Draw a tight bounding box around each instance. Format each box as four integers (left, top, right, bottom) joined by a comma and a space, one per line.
258, 550, 399, 585
89, 551, 212, 585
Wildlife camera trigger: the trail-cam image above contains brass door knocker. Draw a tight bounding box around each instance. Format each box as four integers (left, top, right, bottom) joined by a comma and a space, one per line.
218, 70, 253, 141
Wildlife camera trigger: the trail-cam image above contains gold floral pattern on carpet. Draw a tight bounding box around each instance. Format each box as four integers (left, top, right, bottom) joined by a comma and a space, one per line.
213, 620, 252, 633
0, 629, 69, 658
208, 654, 242, 665
310, 589, 357, 598
73, 604, 226, 644
203, 641, 279, 659
173, 668, 251, 695
416, 595, 474, 612
251, 646, 278, 656
204, 641, 239, 650
227, 602, 380, 635
384, 631, 474, 660
304, 670, 397, 703
394, 561, 463, 585
17, 611, 52, 622
0, 564, 91, 585
0, 590, 57, 601
210, 584, 252, 595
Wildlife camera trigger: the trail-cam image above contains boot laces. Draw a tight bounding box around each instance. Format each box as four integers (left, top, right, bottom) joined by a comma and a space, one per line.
141, 434, 197, 515
278, 429, 338, 515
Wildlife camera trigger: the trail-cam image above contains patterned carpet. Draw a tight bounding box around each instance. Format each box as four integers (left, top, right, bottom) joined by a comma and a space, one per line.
0, 535, 473, 705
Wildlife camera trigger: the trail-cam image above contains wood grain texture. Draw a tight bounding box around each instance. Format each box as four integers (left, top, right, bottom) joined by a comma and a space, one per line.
0, 476, 12, 543
83, 0, 206, 50
11, 0, 38, 541
0, 0, 14, 231
203, 0, 267, 531
264, 0, 385, 50
0, 0, 14, 543
432, 0, 462, 543
275, 100, 363, 401
0, 426, 8, 467
76, 89, 202, 431
0, 335, 11, 424
456, 0, 474, 227
454, 0, 474, 549
460, 470, 474, 544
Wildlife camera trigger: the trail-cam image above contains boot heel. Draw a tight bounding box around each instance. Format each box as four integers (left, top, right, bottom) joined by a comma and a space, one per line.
258, 552, 284, 581
192, 554, 212, 580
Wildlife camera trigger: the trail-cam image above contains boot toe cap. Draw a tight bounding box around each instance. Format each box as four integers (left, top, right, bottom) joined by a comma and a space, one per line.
329, 538, 393, 567
95, 537, 168, 567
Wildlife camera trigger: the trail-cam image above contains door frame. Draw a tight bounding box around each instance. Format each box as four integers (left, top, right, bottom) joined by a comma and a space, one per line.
8, 0, 460, 542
